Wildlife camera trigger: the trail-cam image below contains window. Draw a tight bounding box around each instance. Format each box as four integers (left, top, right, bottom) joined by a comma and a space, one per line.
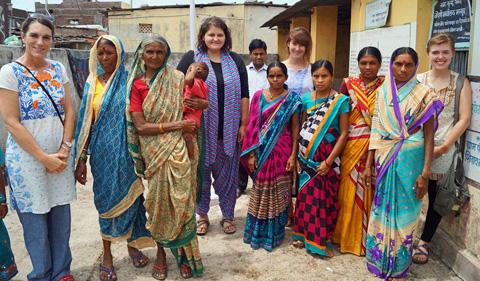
451, 50, 469, 76
138, 23, 152, 34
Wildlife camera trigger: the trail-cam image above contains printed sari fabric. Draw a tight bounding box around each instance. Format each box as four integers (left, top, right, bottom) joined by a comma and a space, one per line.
333, 76, 384, 256
126, 38, 203, 276
366, 65, 443, 279
241, 90, 301, 251
74, 35, 154, 249
0, 150, 17, 281
293, 91, 349, 257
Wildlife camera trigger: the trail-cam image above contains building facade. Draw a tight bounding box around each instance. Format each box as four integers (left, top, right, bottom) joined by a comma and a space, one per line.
265, 1, 479, 280
106, 2, 288, 53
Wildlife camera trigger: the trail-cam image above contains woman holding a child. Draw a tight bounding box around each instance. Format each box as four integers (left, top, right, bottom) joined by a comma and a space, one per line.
127, 35, 203, 280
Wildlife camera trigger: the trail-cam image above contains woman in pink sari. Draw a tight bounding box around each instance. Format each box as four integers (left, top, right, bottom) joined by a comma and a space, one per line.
241, 62, 301, 251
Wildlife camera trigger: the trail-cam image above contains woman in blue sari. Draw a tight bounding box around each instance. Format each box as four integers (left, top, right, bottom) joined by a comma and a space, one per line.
0, 148, 17, 281
365, 47, 443, 280
74, 35, 155, 281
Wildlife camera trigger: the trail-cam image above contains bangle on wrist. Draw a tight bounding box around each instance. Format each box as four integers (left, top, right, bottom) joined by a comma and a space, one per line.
79, 153, 88, 162
420, 173, 429, 180
0, 202, 7, 206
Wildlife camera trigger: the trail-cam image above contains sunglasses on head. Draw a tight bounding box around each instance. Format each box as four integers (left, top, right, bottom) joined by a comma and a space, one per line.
28, 13, 54, 23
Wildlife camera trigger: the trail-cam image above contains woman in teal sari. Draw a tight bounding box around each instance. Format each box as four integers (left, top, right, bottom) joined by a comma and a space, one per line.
0, 148, 17, 281
74, 35, 155, 281
365, 47, 443, 280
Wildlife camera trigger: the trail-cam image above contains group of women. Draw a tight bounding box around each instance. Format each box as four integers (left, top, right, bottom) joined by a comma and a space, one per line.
0, 14, 472, 281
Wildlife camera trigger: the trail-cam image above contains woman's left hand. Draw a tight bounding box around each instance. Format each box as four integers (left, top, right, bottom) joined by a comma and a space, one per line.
286, 155, 296, 172
433, 145, 448, 158
57, 146, 70, 161
184, 97, 208, 110
237, 125, 246, 143
415, 175, 428, 199
316, 161, 330, 175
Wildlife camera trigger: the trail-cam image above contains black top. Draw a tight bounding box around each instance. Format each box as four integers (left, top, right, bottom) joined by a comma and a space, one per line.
177, 50, 249, 139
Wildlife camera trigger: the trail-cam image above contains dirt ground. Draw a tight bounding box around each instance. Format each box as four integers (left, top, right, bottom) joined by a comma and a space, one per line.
4, 175, 463, 281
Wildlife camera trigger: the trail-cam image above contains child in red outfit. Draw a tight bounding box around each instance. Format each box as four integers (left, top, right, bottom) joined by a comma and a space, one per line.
184, 62, 209, 159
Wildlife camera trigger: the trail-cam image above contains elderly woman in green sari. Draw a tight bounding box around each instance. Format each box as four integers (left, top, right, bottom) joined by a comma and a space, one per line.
74, 35, 155, 281
127, 35, 204, 280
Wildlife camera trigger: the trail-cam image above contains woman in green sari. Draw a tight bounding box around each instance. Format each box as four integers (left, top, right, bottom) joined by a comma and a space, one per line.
126, 35, 203, 280
0, 148, 17, 281
365, 47, 443, 280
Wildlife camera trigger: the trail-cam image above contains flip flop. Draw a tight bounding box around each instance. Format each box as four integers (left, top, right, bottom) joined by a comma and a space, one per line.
179, 264, 193, 279
58, 274, 75, 281
412, 244, 429, 265
152, 262, 168, 280
130, 250, 149, 268
99, 264, 117, 281
196, 218, 210, 236
220, 218, 236, 234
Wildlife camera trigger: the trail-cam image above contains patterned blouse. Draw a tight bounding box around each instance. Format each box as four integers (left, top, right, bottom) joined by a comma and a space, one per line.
0, 60, 76, 214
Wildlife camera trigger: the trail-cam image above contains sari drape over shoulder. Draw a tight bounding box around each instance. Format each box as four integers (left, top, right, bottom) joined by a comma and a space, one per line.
74, 35, 154, 248
126, 39, 203, 276
241, 90, 301, 251
366, 64, 443, 279
294, 91, 349, 257
334, 76, 383, 256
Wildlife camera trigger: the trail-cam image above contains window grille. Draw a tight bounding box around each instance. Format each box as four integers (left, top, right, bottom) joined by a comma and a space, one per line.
138, 23, 152, 34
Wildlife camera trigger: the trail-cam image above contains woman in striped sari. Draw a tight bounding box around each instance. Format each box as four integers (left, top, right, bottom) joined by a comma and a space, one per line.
333, 47, 384, 256
74, 35, 155, 281
127, 35, 203, 280
241, 62, 301, 251
365, 47, 443, 280
293, 60, 349, 257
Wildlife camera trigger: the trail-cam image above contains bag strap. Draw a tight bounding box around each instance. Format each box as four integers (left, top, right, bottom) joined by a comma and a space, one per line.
14, 61, 64, 126
453, 73, 466, 154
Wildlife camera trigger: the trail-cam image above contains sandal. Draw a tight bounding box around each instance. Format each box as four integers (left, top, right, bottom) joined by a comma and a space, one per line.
129, 250, 149, 268
99, 264, 117, 281
220, 218, 236, 234
58, 274, 75, 281
152, 262, 168, 280
196, 217, 210, 236
292, 240, 304, 249
179, 264, 193, 279
412, 243, 429, 264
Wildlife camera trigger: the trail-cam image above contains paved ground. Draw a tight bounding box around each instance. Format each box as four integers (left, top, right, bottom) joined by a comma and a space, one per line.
4, 174, 463, 281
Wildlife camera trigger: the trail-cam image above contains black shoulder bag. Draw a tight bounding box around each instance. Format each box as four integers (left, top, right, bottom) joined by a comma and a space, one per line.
14, 61, 64, 126
433, 74, 470, 216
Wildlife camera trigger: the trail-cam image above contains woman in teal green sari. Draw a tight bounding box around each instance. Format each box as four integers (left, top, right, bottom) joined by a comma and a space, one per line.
365, 48, 443, 280
0, 148, 18, 281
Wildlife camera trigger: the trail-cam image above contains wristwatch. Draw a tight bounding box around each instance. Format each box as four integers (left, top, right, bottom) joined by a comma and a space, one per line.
63, 141, 73, 149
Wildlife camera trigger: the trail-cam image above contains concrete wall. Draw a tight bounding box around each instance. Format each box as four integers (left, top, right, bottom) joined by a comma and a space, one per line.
350, 0, 432, 73
107, 5, 286, 54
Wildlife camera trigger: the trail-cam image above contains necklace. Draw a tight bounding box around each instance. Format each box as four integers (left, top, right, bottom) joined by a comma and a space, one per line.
100, 73, 110, 84
313, 89, 334, 106
267, 89, 284, 101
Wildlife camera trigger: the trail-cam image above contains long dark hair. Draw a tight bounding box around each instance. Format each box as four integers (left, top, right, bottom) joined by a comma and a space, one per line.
357, 46, 382, 63
266, 61, 289, 89
391, 47, 419, 65
311, 59, 334, 76
197, 16, 232, 52
22, 14, 55, 36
